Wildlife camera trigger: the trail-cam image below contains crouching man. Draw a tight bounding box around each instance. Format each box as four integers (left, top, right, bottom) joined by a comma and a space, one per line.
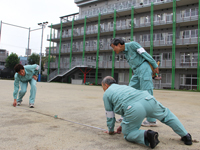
13, 64, 39, 108
102, 76, 192, 149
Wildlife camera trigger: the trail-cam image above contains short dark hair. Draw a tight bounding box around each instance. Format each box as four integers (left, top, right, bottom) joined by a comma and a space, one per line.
110, 37, 125, 46
14, 64, 24, 73
101, 76, 116, 86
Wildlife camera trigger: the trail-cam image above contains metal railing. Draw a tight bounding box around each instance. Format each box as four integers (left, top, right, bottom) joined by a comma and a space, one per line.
50, 36, 199, 55
49, 58, 198, 70
48, 14, 198, 40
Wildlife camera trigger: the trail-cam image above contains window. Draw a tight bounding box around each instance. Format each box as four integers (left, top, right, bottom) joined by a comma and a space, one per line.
116, 20, 121, 27
120, 55, 124, 61
153, 54, 161, 62
191, 29, 198, 38
153, 0, 163, 3
140, 17, 144, 24
141, 34, 150, 42
181, 29, 198, 39
62, 44, 66, 49
72, 57, 76, 61
163, 53, 171, 60
153, 33, 164, 41
92, 56, 96, 62
183, 30, 190, 39
124, 55, 126, 61
166, 13, 173, 22
87, 56, 91, 62
154, 14, 164, 22
119, 73, 125, 82
109, 55, 112, 61
166, 33, 173, 44
180, 74, 197, 89
115, 55, 120, 62
180, 52, 198, 63
181, 8, 198, 18
191, 8, 198, 16
161, 74, 171, 84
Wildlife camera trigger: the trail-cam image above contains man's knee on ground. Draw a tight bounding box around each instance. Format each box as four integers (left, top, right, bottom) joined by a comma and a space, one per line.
125, 131, 141, 142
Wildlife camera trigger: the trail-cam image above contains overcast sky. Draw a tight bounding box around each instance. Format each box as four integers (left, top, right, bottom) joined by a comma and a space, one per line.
0, 0, 79, 57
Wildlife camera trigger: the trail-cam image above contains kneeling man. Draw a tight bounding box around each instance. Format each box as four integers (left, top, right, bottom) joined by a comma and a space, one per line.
102, 76, 192, 149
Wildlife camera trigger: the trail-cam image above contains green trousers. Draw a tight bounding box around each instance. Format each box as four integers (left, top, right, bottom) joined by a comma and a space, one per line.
17, 78, 37, 104
129, 61, 156, 123
121, 97, 188, 146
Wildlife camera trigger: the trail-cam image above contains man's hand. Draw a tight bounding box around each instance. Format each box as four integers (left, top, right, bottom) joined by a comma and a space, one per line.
13, 99, 17, 107
32, 75, 38, 81
116, 126, 122, 134
154, 67, 159, 74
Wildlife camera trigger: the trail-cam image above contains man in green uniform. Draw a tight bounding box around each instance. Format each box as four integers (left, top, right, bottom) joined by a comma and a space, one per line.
13, 64, 39, 108
102, 76, 192, 149
110, 38, 158, 126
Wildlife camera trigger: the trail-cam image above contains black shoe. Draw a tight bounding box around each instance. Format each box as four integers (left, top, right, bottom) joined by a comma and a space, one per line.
181, 133, 192, 145
146, 130, 160, 149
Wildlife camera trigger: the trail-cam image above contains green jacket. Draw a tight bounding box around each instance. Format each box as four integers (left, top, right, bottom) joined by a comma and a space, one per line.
13, 64, 39, 99
103, 84, 153, 132
123, 42, 158, 70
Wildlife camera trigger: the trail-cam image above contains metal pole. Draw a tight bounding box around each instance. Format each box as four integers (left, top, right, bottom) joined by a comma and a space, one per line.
129, 6, 134, 81
95, 13, 101, 85
171, 0, 176, 89
38, 25, 44, 82
69, 18, 74, 69
82, 16, 87, 65
58, 21, 63, 74
197, 0, 200, 90
111, 9, 116, 78
27, 27, 30, 64
0, 20, 2, 43
150, 2, 154, 56
47, 24, 53, 81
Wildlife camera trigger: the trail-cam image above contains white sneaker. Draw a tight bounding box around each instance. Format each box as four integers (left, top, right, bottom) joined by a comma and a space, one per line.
17, 101, 22, 106
142, 120, 158, 127
29, 103, 34, 108
116, 117, 123, 123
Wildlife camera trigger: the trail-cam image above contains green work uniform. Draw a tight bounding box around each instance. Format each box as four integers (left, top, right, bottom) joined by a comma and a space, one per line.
123, 41, 158, 122
13, 64, 39, 104
103, 84, 188, 147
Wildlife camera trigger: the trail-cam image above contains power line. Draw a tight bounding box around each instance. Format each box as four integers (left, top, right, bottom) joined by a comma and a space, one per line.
0, 43, 40, 51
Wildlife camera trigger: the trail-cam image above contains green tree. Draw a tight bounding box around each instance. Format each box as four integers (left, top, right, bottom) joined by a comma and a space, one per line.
5, 53, 20, 69
28, 53, 44, 73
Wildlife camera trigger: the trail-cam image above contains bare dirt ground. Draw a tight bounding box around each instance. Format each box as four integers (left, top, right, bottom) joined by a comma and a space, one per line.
0, 80, 200, 150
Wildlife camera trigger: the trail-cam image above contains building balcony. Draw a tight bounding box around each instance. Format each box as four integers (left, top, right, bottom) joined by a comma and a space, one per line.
48, 57, 198, 70
160, 59, 197, 69
49, 36, 199, 56
0, 56, 7, 62
48, 14, 198, 42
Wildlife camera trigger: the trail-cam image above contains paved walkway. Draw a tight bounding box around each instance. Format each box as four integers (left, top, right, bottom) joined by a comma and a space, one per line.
0, 80, 199, 150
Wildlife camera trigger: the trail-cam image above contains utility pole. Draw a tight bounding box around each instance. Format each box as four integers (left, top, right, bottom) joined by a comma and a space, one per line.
38, 22, 48, 82
0, 21, 2, 43
27, 27, 31, 64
